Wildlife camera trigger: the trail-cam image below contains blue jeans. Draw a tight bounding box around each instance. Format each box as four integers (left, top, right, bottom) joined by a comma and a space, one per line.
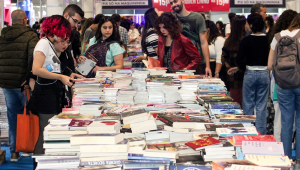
243, 69, 270, 135
2, 88, 25, 153
277, 86, 300, 159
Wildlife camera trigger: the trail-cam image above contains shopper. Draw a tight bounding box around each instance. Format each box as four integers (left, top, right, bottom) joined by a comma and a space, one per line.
80, 18, 94, 55
128, 22, 140, 44
169, 0, 211, 76
216, 21, 225, 37
134, 8, 163, 61
268, 14, 300, 163
30, 15, 82, 156
79, 16, 124, 78
82, 14, 104, 56
207, 21, 225, 78
265, 15, 274, 34
267, 9, 298, 142
153, 12, 201, 72
111, 13, 129, 57
247, 3, 267, 35
229, 13, 270, 135
221, 16, 246, 107
0, 9, 39, 162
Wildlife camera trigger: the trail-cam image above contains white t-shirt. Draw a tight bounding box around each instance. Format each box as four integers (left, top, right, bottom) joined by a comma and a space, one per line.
225, 23, 231, 35
209, 36, 225, 64
34, 38, 61, 73
270, 29, 300, 50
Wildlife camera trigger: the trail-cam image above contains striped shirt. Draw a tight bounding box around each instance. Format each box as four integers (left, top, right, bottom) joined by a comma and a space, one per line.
145, 28, 159, 59
119, 26, 128, 45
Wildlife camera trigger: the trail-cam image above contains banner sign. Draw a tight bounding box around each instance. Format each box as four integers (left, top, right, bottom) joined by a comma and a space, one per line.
152, 0, 230, 12
101, 0, 149, 6
230, 0, 285, 7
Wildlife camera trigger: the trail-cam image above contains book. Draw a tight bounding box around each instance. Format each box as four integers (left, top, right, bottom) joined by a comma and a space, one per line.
158, 114, 211, 127
70, 133, 124, 145
185, 137, 222, 151
193, 134, 219, 140
146, 143, 177, 152
169, 165, 212, 170
76, 52, 97, 75
216, 127, 258, 137
55, 113, 94, 120
80, 160, 124, 166
87, 121, 120, 131
68, 120, 93, 130
245, 155, 292, 167
214, 114, 256, 123
212, 160, 257, 170
210, 102, 241, 109
230, 164, 281, 170
242, 141, 284, 156
196, 96, 233, 104
233, 135, 276, 146
210, 109, 243, 116
205, 124, 244, 131
80, 140, 129, 153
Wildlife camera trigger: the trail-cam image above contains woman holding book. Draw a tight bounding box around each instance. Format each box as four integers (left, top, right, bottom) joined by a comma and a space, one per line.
78, 16, 124, 78
153, 12, 201, 72
29, 15, 83, 156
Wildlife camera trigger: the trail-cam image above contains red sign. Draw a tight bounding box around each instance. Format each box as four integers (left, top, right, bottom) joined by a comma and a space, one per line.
152, 0, 230, 12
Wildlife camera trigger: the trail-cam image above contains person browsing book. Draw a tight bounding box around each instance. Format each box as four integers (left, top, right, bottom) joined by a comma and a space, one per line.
78, 16, 124, 78
153, 12, 201, 72
29, 15, 83, 156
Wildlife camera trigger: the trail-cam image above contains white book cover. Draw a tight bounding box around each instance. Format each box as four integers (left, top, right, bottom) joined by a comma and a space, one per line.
230, 164, 281, 170
87, 121, 120, 131
216, 127, 258, 137
245, 155, 292, 167
75, 56, 96, 76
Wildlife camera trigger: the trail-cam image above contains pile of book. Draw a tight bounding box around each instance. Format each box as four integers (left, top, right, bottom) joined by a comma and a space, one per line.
0, 88, 8, 139
35, 69, 295, 170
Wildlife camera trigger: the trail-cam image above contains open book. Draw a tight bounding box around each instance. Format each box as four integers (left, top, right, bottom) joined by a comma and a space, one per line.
76, 52, 98, 76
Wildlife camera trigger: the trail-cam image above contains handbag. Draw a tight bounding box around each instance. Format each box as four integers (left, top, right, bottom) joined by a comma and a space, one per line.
15, 89, 39, 153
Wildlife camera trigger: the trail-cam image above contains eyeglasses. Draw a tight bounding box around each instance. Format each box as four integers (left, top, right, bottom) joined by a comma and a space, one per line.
69, 15, 80, 26
60, 39, 71, 46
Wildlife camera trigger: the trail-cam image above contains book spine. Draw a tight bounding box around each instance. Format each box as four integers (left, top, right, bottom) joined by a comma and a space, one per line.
38, 158, 79, 164
158, 116, 173, 126
80, 160, 123, 166
124, 160, 169, 164
128, 156, 170, 162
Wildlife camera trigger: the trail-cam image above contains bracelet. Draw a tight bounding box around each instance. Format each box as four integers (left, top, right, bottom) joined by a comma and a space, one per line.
215, 72, 219, 74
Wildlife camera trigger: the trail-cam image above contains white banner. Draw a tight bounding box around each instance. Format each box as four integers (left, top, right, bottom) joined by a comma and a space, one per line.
101, 0, 148, 6
234, 0, 283, 5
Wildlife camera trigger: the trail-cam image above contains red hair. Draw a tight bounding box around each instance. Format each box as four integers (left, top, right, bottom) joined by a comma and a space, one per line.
40, 15, 71, 40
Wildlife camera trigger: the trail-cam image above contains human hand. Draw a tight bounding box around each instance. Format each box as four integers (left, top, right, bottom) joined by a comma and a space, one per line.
205, 67, 212, 77
214, 73, 219, 78
60, 75, 75, 87
133, 55, 146, 61
70, 73, 84, 79
77, 56, 86, 64
227, 67, 239, 76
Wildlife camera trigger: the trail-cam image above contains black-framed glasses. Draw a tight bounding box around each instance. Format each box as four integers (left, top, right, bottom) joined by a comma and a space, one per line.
70, 15, 80, 26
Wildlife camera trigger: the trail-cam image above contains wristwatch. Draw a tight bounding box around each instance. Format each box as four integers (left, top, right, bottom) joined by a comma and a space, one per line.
215, 72, 219, 75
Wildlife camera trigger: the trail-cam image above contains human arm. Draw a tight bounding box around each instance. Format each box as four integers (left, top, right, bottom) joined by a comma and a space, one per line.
199, 32, 212, 77
32, 51, 74, 87
236, 39, 246, 72
92, 54, 123, 72
268, 49, 275, 70
214, 37, 225, 78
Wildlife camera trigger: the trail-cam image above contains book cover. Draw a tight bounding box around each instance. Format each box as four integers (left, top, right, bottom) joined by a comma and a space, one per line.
215, 114, 256, 123
169, 165, 212, 170
205, 123, 244, 131
210, 102, 241, 109
158, 114, 211, 126
122, 109, 147, 118
212, 160, 257, 170
80, 160, 123, 166
68, 120, 93, 127
178, 75, 203, 79
245, 155, 291, 167
76, 52, 97, 76
216, 127, 258, 137
193, 134, 219, 140
197, 96, 233, 103
198, 85, 227, 93
242, 141, 284, 156
185, 137, 222, 151
233, 135, 276, 146
230, 164, 281, 170
211, 109, 243, 115
146, 143, 177, 152
56, 113, 94, 120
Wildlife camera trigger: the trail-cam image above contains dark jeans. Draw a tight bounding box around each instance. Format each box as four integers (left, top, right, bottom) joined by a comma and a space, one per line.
2, 88, 25, 153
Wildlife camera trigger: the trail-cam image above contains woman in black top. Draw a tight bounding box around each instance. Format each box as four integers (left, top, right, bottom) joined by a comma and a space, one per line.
229, 13, 270, 135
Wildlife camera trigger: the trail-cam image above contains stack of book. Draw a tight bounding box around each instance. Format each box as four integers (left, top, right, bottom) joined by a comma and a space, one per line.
134, 91, 149, 104
209, 102, 243, 117
131, 70, 148, 91
95, 71, 113, 78
200, 139, 235, 162
0, 88, 8, 139
147, 82, 165, 103
117, 88, 136, 105
103, 87, 119, 103
178, 81, 198, 101
33, 154, 80, 170
162, 82, 181, 103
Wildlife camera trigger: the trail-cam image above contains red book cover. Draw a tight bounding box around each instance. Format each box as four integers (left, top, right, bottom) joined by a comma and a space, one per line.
233, 135, 276, 145
68, 119, 93, 127
185, 137, 222, 151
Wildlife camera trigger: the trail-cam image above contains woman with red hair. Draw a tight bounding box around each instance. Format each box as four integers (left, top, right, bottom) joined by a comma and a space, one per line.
28, 15, 82, 155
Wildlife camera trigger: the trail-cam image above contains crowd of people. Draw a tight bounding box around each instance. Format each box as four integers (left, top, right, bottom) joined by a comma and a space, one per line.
0, 0, 300, 168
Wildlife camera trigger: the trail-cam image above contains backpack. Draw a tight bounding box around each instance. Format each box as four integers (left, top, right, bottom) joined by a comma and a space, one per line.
273, 30, 300, 89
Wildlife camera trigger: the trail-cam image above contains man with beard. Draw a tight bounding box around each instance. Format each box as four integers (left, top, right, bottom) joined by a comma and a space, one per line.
169, 0, 211, 77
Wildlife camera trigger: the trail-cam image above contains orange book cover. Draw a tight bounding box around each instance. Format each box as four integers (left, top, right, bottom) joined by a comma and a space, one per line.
233, 135, 276, 145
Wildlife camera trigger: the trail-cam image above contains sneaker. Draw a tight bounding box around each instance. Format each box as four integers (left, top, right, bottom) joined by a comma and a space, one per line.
21, 152, 32, 157
10, 153, 20, 162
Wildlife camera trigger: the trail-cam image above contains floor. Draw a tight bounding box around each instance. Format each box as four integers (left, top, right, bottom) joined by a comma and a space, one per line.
0, 146, 33, 170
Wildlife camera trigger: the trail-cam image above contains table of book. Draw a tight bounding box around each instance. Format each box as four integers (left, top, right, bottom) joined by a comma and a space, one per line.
33, 69, 293, 170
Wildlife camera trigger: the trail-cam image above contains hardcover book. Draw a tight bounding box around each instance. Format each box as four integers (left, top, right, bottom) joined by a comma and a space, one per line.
55, 113, 94, 120
68, 120, 93, 127
146, 143, 177, 152
205, 123, 244, 131
158, 114, 211, 126
210, 102, 241, 109
185, 137, 222, 151
75, 52, 97, 76
121, 109, 147, 118
197, 96, 233, 103
233, 135, 276, 146
216, 127, 258, 137
214, 114, 256, 123
211, 109, 243, 115
242, 141, 284, 156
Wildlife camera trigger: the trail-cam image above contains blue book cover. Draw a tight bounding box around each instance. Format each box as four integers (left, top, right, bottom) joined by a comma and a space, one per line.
169, 165, 212, 170
211, 109, 243, 116
128, 156, 170, 162
210, 102, 241, 109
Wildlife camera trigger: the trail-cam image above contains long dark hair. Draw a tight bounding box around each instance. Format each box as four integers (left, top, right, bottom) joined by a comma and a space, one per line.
80, 17, 94, 42
154, 12, 181, 39
141, 8, 159, 54
207, 21, 221, 45
95, 16, 121, 45
216, 21, 224, 31
223, 16, 246, 52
